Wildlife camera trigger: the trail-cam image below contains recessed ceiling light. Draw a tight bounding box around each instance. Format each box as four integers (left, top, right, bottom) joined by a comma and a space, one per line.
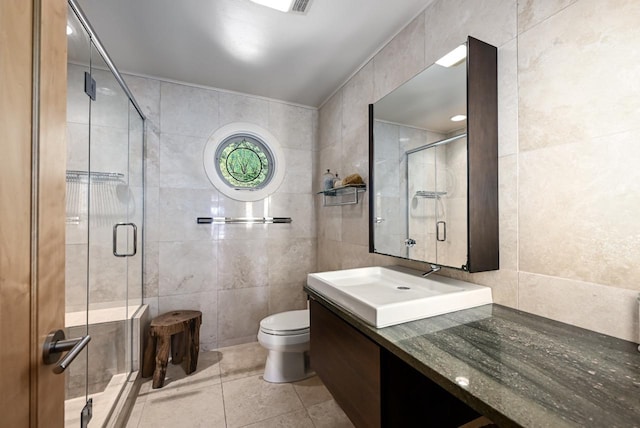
450, 114, 467, 122
66, 25, 73, 35
436, 45, 467, 68
249, 0, 294, 12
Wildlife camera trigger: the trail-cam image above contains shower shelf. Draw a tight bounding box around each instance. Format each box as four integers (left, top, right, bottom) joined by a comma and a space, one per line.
318, 184, 366, 206
66, 170, 125, 182
414, 190, 447, 199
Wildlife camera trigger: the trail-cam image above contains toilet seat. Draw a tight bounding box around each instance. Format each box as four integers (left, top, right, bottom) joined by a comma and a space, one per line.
259, 310, 309, 336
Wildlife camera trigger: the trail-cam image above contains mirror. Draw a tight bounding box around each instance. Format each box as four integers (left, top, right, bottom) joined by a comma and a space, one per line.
369, 36, 499, 272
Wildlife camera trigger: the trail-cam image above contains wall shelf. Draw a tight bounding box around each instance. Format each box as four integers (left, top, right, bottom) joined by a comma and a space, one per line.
317, 184, 366, 206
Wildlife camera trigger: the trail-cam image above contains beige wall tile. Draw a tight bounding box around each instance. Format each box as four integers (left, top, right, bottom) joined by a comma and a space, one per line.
517, 0, 578, 34
342, 61, 374, 136
268, 281, 308, 315
519, 131, 640, 291
219, 91, 269, 128
518, 272, 639, 342
518, 0, 640, 152
373, 12, 425, 102
218, 239, 269, 289
498, 38, 518, 157
423, 0, 517, 66
318, 91, 342, 150
499, 155, 517, 271
268, 238, 316, 285
218, 287, 269, 343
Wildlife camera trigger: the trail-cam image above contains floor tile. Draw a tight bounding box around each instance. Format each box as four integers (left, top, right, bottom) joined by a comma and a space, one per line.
293, 375, 333, 408
306, 399, 355, 428
222, 375, 303, 427
138, 350, 222, 401
240, 409, 314, 428
218, 342, 267, 381
137, 383, 226, 428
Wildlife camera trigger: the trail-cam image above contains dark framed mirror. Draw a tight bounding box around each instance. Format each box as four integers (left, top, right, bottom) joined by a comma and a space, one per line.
369, 36, 499, 273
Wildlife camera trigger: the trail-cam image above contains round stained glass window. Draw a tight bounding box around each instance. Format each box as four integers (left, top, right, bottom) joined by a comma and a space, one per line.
216, 135, 274, 189
203, 122, 286, 202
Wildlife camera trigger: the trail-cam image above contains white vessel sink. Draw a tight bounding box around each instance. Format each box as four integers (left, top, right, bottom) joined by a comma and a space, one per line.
307, 266, 492, 328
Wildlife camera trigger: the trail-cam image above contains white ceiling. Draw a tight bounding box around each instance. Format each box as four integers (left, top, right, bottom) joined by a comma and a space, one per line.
75, 0, 432, 107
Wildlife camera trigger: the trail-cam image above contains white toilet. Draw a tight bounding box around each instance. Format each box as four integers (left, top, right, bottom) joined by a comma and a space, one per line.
257, 309, 311, 383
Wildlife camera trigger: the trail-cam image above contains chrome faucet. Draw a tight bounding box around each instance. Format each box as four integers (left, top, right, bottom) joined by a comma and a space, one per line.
422, 264, 441, 277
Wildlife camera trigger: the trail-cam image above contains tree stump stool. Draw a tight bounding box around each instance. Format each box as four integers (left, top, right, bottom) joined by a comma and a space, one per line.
142, 310, 202, 389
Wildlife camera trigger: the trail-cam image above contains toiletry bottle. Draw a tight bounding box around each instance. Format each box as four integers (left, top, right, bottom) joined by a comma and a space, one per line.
322, 169, 334, 190
333, 172, 341, 188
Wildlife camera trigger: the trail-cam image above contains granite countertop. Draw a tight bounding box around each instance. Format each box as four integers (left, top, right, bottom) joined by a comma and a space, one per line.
304, 287, 640, 428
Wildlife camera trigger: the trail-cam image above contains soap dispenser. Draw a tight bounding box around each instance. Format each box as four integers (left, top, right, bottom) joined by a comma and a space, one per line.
322, 169, 334, 191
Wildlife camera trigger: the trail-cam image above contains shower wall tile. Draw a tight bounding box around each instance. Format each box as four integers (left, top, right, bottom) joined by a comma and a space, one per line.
423, 0, 517, 67
144, 186, 160, 243
219, 91, 269, 128
158, 187, 219, 242
519, 131, 640, 291
67, 64, 91, 125
217, 239, 270, 290
124, 74, 161, 133
218, 287, 269, 345
518, 272, 639, 343
159, 291, 218, 350
143, 240, 159, 299
517, 0, 640, 152
160, 82, 219, 138
90, 68, 130, 130
144, 130, 160, 188
66, 122, 89, 172
89, 125, 129, 176
517, 0, 578, 34
66, 244, 88, 312
159, 133, 210, 189
268, 102, 314, 151
373, 12, 425, 102
158, 240, 217, 296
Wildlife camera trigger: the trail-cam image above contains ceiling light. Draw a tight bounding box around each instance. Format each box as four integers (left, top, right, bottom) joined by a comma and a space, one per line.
450, 114, 467, 122
436, 45, 467, 67
249, 0, 294, 12
66, 25, 73, 35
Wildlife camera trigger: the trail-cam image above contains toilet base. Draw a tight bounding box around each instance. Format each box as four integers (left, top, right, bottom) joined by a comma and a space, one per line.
263, 350, 311, 383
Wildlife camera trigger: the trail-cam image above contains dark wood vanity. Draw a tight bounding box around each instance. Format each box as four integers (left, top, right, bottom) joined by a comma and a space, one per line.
307, 289, 640, 428
310, 299, 480, 427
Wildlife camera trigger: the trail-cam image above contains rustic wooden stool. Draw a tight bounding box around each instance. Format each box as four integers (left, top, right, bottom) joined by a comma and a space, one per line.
142, 310, 202, 389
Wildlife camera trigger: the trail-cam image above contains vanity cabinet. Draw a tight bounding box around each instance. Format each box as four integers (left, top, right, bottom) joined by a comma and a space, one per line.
309, 299, 480, 427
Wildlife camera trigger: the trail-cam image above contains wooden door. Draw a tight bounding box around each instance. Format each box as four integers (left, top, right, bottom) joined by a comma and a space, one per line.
0, 0, 67, 426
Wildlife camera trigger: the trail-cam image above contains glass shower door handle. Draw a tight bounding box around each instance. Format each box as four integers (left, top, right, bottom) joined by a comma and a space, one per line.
112, 222, 137, 257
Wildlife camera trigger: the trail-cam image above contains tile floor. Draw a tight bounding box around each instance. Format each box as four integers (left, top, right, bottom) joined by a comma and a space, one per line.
125, 342, 355, 428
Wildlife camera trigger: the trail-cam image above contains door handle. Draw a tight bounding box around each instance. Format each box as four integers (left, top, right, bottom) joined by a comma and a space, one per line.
113, 222, 137, 257
43, 330, 91, 374
436, 221, 446, 242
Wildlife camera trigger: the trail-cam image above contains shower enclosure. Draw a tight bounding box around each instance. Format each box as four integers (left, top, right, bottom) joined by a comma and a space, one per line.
65, 1, 145, 425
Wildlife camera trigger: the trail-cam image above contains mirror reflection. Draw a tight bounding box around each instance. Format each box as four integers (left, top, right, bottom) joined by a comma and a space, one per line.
371, 43, 468, 268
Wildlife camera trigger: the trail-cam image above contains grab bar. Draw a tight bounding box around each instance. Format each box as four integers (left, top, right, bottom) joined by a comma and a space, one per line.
197, 217, 292, 224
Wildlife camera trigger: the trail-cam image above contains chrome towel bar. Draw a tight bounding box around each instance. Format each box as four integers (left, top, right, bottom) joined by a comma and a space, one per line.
197, 217, 292, 224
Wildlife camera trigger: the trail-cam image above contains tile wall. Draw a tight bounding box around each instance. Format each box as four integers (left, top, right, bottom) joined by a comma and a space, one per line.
124, 77, 318, 350
317, 0, 640, 343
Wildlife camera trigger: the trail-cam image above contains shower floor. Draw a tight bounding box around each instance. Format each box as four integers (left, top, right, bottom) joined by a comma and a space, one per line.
65, 373, 128, 427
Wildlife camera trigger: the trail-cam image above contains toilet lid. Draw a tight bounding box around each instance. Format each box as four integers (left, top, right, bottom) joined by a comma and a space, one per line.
260, 309, 309, 335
